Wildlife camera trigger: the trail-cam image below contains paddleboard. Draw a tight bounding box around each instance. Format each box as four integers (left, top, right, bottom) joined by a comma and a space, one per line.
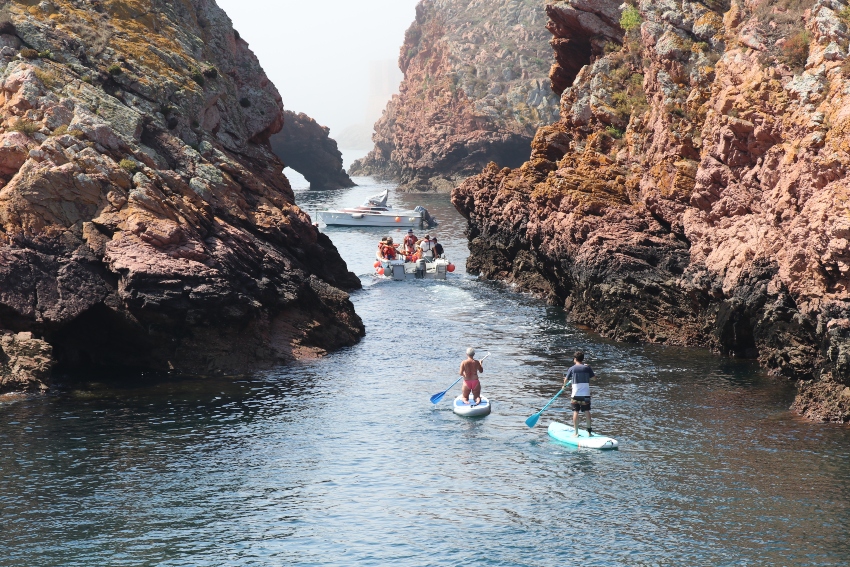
547, 421, 618, 450
453, 396, 491, 417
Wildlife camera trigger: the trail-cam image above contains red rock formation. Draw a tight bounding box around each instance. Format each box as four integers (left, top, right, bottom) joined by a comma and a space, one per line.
351, 0, 560, 192
0, 0, 364, 392
454, 0, 850, 421
269, 111, 354, 190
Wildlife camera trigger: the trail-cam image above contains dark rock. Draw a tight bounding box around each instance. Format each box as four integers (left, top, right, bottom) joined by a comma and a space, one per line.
269, 111, 355, 190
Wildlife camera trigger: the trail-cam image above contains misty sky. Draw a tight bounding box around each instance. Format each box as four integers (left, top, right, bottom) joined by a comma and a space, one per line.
216, 0, 420, 137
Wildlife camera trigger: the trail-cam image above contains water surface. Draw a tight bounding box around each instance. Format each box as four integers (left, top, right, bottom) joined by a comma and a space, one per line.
2, 171, 849, 566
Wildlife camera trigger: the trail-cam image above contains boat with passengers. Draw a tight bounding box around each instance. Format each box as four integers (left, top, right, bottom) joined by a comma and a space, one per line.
373, 233, 454, 281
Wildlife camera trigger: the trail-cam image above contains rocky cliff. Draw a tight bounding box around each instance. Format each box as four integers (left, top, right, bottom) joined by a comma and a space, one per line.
269, 110, 354, 190
350, 0, 561, 192
453, 0, 850, 421
0, 0, 364, 393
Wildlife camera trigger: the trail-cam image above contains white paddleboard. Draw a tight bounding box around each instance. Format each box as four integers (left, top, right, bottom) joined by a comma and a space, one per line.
453, 396, 491, 417
547, 421, 618, 450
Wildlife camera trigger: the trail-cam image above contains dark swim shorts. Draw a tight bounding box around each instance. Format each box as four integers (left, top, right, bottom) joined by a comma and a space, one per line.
571, 396, 591, 413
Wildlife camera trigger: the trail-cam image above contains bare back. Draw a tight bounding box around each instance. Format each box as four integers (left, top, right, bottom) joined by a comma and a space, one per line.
460, 358, 483, 381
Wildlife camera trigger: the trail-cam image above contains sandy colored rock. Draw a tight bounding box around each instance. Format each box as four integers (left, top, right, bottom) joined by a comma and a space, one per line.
0, 332, 53, 393
453, 0, 850, 421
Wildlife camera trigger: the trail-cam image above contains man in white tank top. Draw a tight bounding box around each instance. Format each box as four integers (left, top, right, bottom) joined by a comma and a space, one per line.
564, 351, 595, 436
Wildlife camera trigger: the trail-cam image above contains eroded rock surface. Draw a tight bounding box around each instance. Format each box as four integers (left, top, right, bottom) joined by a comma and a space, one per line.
0, 332, 53, 393
454, 0, 850, 421
269, 110, 354, 190
0, 0, 364, 392
351, 0, 561, 192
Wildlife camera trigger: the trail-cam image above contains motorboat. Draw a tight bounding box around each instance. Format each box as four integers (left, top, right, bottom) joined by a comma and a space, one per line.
316, 189, 438, 228
376, 256, 453, 281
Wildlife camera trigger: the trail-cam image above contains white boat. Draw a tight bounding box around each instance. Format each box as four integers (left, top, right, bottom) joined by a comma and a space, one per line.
377, 257, 452, 280
317, 189, 438, 228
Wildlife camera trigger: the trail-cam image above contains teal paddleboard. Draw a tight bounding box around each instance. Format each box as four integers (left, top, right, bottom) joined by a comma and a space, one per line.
548, 421, 618, 450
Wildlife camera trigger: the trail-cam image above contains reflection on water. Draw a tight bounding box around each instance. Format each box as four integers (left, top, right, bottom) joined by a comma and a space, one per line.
2, 168, 850, 566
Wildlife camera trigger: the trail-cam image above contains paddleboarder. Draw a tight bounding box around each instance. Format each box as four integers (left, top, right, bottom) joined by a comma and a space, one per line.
459, 348, 484, 405
564, 351, 594, 436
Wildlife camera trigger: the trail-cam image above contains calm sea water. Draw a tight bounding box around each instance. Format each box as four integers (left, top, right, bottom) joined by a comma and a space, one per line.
2, 163, 850, 566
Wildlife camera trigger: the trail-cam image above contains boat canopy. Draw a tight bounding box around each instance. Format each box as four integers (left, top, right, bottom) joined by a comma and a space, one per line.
364, 189, 389, 208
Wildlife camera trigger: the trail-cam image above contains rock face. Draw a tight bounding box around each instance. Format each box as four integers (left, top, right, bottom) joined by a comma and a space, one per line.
269, 110, 354, 190
350, 0, 561, 192
453, 0, 850, 421
0, 0, 364, 393
1, 332, 53, 393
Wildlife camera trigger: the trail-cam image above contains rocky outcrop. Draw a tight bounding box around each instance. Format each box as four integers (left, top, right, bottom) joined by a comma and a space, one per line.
454, 0, 850, 421
0, 0, 364, 392
1, 332, 53, 393
269, 110, 354, 190
351, 0, 560, 192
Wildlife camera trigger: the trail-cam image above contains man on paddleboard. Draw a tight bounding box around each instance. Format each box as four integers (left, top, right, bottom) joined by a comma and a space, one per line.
564, 351, 594, 436
460, 348, 484, 405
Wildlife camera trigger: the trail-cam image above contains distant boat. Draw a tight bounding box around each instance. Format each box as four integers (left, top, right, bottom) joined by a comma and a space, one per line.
316, 189, 437, 228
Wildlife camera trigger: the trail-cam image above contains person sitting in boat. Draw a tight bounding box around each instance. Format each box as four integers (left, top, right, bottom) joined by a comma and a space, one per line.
419, 234, 435, 260
459, 347, 484, 405
403, 229, 418, 256
380, 238, 398, 260
432, 236, 444, 258
376, 237, 389, 260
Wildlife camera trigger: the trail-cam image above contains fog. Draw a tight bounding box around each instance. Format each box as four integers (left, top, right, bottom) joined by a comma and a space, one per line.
216, 0, 419, 147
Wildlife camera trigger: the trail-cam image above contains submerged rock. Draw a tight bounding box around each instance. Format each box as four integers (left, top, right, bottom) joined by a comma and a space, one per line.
351, 0, 560, 192
0, 0, 364, 392
269, 110, 354, 190
453, 0, 850, 421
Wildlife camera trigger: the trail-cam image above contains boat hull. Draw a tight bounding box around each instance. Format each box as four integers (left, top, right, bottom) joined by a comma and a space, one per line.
378, 259, 449, 280
318, 210, 424, 228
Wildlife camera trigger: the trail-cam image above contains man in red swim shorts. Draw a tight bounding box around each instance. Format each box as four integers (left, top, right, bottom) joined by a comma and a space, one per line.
459, 348, 484, 405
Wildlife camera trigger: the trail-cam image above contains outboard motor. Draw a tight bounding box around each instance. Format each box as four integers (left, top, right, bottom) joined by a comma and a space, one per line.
414, 206, 438, 228
390, 260, 406, 281
415, 259, 426, 279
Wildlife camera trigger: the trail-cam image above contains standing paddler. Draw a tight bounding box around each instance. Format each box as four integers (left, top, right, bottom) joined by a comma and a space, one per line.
564, 351, 594, 436
459, 348, 484, 405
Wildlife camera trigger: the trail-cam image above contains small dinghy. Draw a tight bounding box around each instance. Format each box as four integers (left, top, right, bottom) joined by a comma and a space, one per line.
547, 421, 618, 450
452, 396, 491, 417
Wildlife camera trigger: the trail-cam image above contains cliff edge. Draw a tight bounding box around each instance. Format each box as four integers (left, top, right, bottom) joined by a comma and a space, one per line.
0, 0, 364, 393
454, 0, 850, 421
350, 0, 560, 192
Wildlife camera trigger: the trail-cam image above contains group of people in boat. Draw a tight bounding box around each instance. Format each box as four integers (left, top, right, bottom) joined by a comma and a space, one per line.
377, 229, 444, 262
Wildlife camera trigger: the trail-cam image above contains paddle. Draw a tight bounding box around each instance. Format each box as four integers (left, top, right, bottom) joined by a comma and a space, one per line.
430, 352, 490, 405
525, 381, 571, 428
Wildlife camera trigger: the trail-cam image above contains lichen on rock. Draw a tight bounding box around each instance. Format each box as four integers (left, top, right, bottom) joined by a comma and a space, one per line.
453, 0, 850, 421
0, 0, 365, 391
351, 0, 561, 192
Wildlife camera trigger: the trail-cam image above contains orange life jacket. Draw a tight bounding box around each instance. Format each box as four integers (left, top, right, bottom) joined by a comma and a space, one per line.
381, 244, 397, 259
